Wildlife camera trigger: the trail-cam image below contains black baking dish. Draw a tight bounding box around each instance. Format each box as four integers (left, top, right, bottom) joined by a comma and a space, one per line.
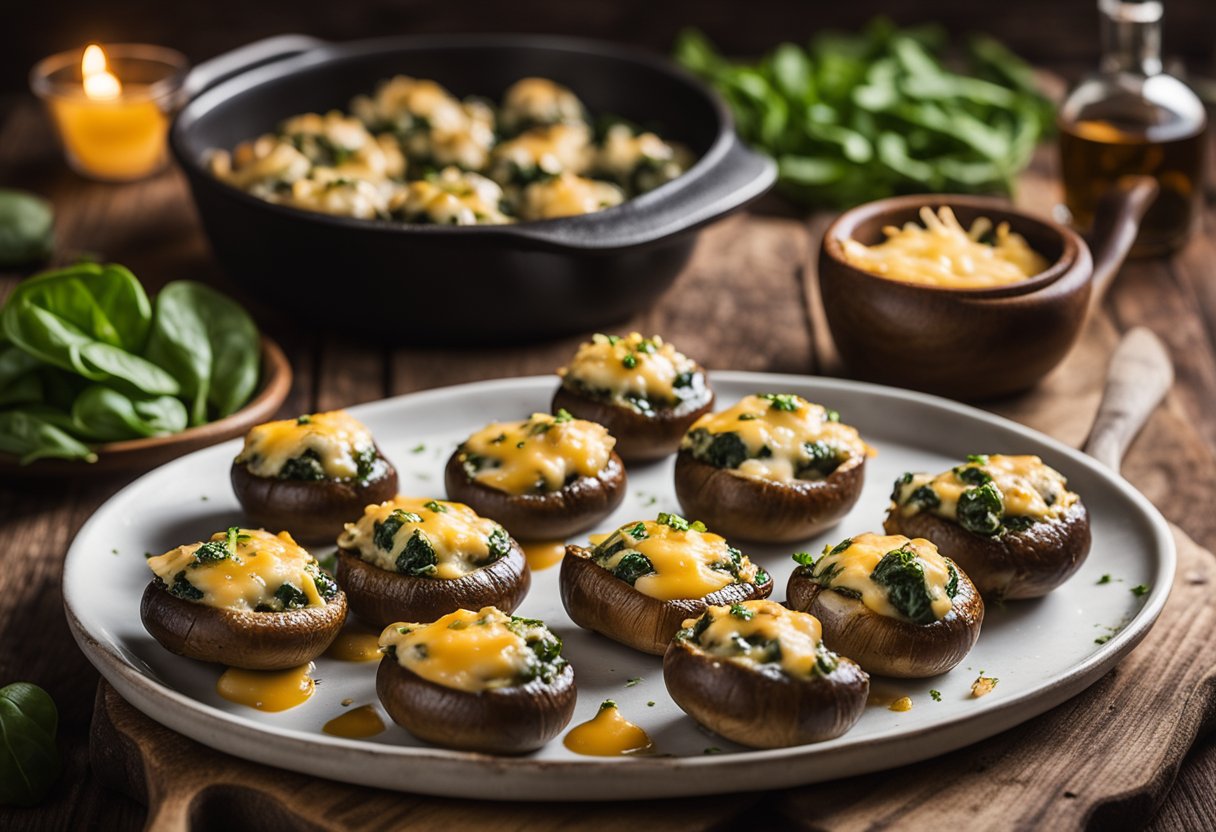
170, 34, 776, 345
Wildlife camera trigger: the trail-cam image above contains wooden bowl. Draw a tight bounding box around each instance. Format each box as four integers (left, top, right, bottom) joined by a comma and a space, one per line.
0, 336, 292, 478
817, 181, 1157, 400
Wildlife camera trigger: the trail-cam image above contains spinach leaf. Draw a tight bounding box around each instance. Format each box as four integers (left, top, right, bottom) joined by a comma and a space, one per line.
70, 384, 188, 441
687, 428, 750, 469
143, 281, 260, 426
611, 552, 656, 585
395, 530, 438, 576
0, 682, 61, 806
0, 409, 95, 463
0, 342, 44, 407
871, 546, 936, 624
0, 189, 54, 267
279, 450, 326, 481
0, 263, 178, 395
957, 482, 1004, 536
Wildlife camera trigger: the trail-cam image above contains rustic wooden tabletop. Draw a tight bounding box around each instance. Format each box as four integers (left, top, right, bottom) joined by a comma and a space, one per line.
1, 71, 1214, 829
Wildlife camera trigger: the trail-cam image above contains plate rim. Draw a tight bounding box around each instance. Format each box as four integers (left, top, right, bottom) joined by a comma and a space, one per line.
62, 371, 1176, 799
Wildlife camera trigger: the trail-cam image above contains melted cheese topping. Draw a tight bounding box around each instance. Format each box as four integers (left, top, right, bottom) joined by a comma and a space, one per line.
390, 167, 508, 225
563, 702, 653, 756
811, 533, 955, 622
517, 172, 625, 221
501, 77, 585, 133
216, 663, 315, 712
592, 518, 760, 601
682, 394, 867, 482
682, 600, 828, 679
559, 333, 699, 409
378, 607, 547, 692
236, 410, 375, 480
460, 412, 614, 495
337, 496, 504, 579
147, 529, 327, 612
895, 454, 1078, 522
839, 206, 1049, 289
491, 123, 592, 183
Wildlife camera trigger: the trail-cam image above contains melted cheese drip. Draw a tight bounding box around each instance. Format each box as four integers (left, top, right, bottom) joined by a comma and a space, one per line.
897, 454, 1078, 522
323, 705, 386, 738
461, 412, 614, 495
889, 696, 914, 712
325, 627, 383, 662
521, 540, 566, 571
594, 520, 759, 601
684, 395, 868, 482
685, 600, 826, 678
338, 497, 501, 579
378, 607, 537, 692
235, 410, 375, 480
559, 333, 698, 407
814, 533, 955, 622
147, 529, 325, 612
216, 664, 315, 712
838, 206, 1048, 289
563, 703, 653, 756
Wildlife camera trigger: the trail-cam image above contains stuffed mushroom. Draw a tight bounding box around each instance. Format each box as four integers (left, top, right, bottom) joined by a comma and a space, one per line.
786, 532, 984, 678
336, 496, 529, 628
231, 410, 398, 544
444, 410, 626, 540
883, 454, 1091, 600
141, 528, 346, 670
552, 332, 714, 463
674, 394, 868, 542
376, 606, 576, 753
560, 512, 773, 655
663, 600, 868, 747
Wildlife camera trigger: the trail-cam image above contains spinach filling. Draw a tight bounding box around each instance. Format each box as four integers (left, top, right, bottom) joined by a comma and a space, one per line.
371, 508, 508, 578
685, 429, 847, 479
563, 368, 703, 415
677, 607, 837, 677
590, 514, 769, 587
892, 456, 1042, 537
506, 616, 568, 684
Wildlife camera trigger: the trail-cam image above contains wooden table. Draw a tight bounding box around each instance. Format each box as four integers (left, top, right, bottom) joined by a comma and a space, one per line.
1, 91, 1214, 829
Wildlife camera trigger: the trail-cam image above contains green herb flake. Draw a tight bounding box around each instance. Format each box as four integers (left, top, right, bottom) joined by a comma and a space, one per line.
930, 689, 942, 702
1131, 584, 1150, 597
423, 500, 447, 513
411, 443, 426, 453
759, 392, 800, 412
703, 747, 723, 755
729, 603, 754, 620
553, 408, 574, 423
296, 414, 312, 425
625, 677, 642, 687
1097, 574, 1112, 585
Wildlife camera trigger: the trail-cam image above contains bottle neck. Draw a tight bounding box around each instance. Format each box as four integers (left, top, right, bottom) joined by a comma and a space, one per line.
1099, 0, 1164, 75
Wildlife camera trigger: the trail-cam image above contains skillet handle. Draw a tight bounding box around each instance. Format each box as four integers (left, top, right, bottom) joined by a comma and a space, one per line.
1082, 327, 1173, 472
183, 34, 326, 100
1086, 175, 1159, 310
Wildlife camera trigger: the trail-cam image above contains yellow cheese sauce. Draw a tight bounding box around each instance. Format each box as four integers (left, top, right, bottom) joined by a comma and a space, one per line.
838, 206, 1049, 289
325, 626, 383, 662
235, 410, 376, 480
147, 529, 328, 612
895, 454, 1078, 523
558, 333, 699, 408
459, 411, 615, 496
521, 540, 567, 571
591, 516, 763, 601
378, 607, 561, 693
889, 696, 914, 712
500, 77, 584, 132
563, 701, 653, 756
682, 394, 867, 482
390, 167, 509, 225
337, 497, 506, 579
217, 663, 315, 712
323, 705, 386, 738
491, 122, 593, 180
808, 533, 956, 623
518, 172, 625, 221
681, 600, 836, 679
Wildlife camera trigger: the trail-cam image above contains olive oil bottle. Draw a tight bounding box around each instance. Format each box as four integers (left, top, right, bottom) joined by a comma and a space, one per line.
1059, 0, 1206, 257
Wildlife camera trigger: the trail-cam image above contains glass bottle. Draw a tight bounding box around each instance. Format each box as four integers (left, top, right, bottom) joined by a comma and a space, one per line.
1058, 0, 1206, 257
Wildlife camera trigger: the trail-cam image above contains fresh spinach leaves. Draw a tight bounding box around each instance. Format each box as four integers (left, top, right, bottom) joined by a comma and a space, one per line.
0, 682, 61, 806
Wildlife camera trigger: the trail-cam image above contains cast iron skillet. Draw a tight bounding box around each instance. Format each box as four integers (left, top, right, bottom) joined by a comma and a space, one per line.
171, 34, 776, 345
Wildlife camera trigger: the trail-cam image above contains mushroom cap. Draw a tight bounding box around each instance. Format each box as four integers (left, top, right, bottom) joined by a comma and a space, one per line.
662, 637, 869, 748
140, 581, 347, 670
335, 544, 530, 629
882, 501, 1091, 600
786, 565, 984, 678
551, 375, 714, 463
673, 449, 865, 543
558, 544, 774, 655
443, 450, 627, 540
376, 653, 576, 753
231, 451, 398, 545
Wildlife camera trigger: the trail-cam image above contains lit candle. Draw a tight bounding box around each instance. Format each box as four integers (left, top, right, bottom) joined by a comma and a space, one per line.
31, 43, 188, 182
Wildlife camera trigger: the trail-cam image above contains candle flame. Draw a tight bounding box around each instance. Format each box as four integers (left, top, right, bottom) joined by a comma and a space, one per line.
82, 44, 122, 100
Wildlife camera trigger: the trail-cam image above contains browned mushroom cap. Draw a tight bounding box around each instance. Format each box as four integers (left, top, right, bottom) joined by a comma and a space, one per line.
663, 638, 868, 748
335, 544, 530, 629
786, 566, 984, 678
231, 451, 398, 545
882, 501, 1091, 600
558, 545, 774, 655
443, 450, 627, 540
551, 377, 715, 463
376, 654, 576, 754
139, 582, 347, 670
673, 450, 865, 543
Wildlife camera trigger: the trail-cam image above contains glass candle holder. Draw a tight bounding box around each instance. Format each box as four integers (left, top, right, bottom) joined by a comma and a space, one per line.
30, 44, 189, 183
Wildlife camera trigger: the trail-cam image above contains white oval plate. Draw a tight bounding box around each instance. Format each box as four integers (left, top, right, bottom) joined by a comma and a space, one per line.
63, 373, 1174, 801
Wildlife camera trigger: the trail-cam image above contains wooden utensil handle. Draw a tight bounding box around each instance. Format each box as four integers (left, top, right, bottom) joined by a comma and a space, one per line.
1088, 176, 1160, 309
1083, 326, 1173, 470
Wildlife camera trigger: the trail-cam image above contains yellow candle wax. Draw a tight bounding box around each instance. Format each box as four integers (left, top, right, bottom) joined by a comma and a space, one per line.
48, 93, 169, 181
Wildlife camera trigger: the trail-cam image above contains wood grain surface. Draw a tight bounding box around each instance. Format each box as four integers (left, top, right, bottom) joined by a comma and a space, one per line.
1, 68, 1215, 830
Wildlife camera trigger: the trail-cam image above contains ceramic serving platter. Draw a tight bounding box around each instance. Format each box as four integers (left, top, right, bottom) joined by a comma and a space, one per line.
62, 373, 1175, 801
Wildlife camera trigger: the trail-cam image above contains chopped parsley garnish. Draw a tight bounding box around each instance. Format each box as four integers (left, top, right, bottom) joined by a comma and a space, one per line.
296, 414, 312, 425
792, 551, 817, 567
1097, 574, 1113, 585
966, 454, 990, 465
738, 413, 758, 421
759, 392, 801, 412
625, 522, 648, 540
423, 500, 447, 513
657, 512, 705, 532
411, 443, 426, 453
553, 408, 574, 423
625, 677, 642, 687
729, 603, 754, 620
622, 353, 639, 369
930, 689, 942, 702
1131, 584, 1150, 597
